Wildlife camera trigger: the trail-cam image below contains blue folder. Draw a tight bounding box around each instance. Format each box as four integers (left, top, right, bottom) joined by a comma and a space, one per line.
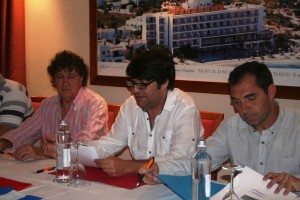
158, 175, 225, 200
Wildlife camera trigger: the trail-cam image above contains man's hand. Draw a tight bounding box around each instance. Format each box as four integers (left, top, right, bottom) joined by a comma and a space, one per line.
138, 163, 160, 185
263, 172, 300, 195
42, 134, 56, 158
0, 139, 12, 151
0, 125, 15, 137
95, 156, 128, 177
13, 144, 46, 161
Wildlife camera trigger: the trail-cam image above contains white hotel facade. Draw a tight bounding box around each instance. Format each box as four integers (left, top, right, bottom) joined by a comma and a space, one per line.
142, 0, 273, 54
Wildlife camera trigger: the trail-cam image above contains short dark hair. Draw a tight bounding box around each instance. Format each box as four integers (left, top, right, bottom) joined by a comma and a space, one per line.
47, 50, 89, 87
228, 61, 274, 93
126, 49, 175, 90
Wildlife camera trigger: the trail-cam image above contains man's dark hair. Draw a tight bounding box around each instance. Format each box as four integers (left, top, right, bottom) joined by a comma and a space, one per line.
47, 50, 89, 87
228, 61, 274, 93
126, 49, 175, 90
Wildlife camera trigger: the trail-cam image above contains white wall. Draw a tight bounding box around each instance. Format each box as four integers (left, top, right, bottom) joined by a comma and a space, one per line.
25, 0, 89, 97
25, 0, 300, 119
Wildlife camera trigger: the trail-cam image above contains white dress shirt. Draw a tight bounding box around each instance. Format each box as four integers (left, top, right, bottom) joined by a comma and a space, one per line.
91, 88, 203, 175
207, 104, 300, 178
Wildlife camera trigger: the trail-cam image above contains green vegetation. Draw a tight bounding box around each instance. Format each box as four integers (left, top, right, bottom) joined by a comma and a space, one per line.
266, 12, 292, 27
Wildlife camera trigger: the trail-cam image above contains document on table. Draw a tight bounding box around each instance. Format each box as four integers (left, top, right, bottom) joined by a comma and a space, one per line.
71, 145, 99, 167
212, 166, 299, 200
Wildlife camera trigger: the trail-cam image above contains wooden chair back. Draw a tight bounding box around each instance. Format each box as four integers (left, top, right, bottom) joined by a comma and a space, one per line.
31, 96, 47, 111
107, 104, 120, 131
200, 110, 224, 180
200, 111, 224, 139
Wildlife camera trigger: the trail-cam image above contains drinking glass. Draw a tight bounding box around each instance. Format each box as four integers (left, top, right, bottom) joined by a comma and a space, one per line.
67, 141, 91, 187
221, 163, 243, 200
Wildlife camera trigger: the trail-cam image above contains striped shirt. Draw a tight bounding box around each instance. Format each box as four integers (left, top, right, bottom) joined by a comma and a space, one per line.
2, 88, 108, 154
0, 74, 34, 128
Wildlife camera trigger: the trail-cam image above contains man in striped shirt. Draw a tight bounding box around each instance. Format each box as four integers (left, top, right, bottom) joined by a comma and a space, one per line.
0, 50, 108, 160
0, 74, 34, 136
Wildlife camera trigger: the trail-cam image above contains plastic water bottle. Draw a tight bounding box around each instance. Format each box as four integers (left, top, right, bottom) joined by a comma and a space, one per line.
192, 140, 211, 200
54, 120, 72, 183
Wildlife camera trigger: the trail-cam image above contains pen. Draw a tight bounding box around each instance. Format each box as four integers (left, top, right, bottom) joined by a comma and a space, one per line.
0, 151, 13, 157
34, 166, 56, 174
136, 157, 155, 188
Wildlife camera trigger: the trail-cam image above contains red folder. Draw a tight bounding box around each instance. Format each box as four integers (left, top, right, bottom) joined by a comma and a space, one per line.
50, 166, 145, 189
0, 177, 32, 191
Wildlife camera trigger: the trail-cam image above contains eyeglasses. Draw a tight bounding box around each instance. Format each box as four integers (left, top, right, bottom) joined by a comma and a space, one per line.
125, 80, 154, 90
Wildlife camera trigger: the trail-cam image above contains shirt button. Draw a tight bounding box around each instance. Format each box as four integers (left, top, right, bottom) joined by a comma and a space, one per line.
150, 134, 152, 137
261, 141, 264, 144
162, 136, 165, 139
149, 151, 151, 154
260, 162, 263, 165
132, 133, 134, 135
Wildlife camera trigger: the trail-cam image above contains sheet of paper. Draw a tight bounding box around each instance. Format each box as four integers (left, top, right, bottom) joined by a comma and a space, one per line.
71, 145, 99, 167
212, 166, 299, 200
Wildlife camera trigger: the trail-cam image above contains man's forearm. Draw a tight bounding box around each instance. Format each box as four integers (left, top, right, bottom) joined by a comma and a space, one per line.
0, 138, 13, 150
123, 159, 151, 174
0, 125, 15, 137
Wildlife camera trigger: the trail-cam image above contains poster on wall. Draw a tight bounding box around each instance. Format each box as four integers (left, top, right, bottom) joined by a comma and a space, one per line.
91, 0, 300, 99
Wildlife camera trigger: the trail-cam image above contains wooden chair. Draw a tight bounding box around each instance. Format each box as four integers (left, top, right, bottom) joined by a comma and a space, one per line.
31, 96, 47, 111
107, 104, 120, 131
200, 110, 224, 180
200, 111, 224, 140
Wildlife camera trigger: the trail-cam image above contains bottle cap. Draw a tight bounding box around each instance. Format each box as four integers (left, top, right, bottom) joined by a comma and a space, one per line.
60, 120, 67, 126
198, 140, 206, 148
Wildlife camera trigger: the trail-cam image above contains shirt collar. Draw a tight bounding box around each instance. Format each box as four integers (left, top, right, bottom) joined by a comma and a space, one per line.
162, 89, 176, 112
267, 103, 284, 136
56, 87, 85, 109
251, 102, 283, 136
140, 89, 176, 113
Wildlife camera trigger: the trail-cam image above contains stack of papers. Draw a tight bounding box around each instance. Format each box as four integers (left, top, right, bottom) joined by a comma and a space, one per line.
212, 166, 299, 200
73, 145, 98, 167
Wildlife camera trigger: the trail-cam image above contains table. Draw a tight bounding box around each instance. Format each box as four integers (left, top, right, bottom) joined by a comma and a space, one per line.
0, 154, 181, 200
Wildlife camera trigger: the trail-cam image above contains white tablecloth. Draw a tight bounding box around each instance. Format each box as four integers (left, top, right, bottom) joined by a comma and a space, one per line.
0, 154, 181, 200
